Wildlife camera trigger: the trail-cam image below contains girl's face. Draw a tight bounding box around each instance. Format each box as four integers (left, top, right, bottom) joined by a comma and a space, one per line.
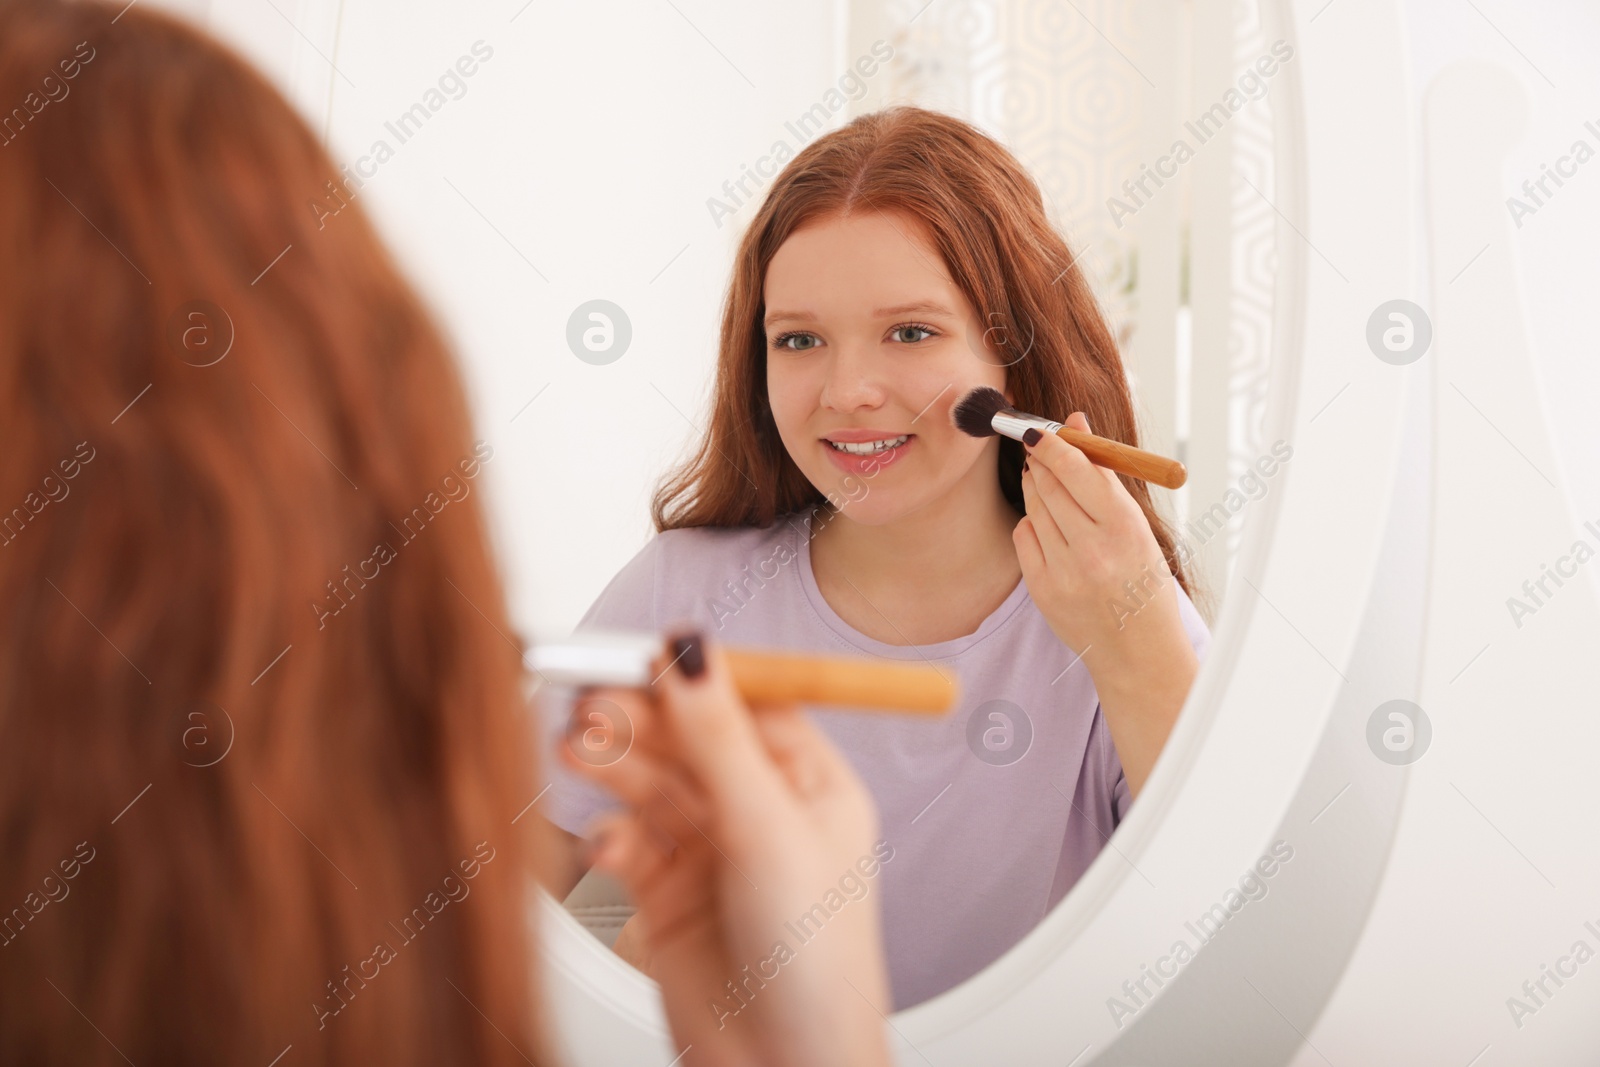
763, 210, 1011, 526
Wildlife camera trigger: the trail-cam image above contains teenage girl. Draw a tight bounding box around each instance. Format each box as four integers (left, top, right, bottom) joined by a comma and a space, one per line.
546, 106, 1209, 1010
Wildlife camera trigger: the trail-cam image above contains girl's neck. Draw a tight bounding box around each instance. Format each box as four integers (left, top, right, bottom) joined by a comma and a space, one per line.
808, 475, 1023, 637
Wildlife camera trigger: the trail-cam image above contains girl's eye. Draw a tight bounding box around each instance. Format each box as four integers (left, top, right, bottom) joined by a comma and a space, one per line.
889, 324, 936, 344
772, 332, 820, 351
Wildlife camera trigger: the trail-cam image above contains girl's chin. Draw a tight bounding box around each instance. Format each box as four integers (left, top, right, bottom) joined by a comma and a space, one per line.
809, 486, 928, 528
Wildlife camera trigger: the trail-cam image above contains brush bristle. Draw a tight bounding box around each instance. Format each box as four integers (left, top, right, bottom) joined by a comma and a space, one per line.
950, 386, 1013, 438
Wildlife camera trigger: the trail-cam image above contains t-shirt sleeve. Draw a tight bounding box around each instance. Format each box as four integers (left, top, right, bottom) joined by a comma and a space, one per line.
1108, 577, 1211, 825
536, 535, 663, 837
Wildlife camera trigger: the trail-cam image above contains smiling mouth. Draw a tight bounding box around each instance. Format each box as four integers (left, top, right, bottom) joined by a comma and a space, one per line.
825, 435, 911, 455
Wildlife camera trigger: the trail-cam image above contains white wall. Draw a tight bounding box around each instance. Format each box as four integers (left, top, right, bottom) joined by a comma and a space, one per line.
168, 0, 853, 639
325, 1, 860, 638
1402, 0, 1600, 549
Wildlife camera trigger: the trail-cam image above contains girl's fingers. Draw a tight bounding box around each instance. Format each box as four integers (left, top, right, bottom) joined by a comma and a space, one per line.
589, 809, 680, 908
565, 690, 761, 880
591, 811, 730, 984
1023, 437, 1096, 543
1012, 514, 1048, 584
1019, 458, 1071, 571
589, 814, 696, 949
651, 635, 784, 813
586, 812, 650, 888
749, 701, 854, 804
564, 740, 713, 841
572, 641, 858, 822
626, 835, 719, 950
563, 684, 728, 832
1023, 415, 1115, 525
565, 688, 654, 768
1064, 411, 1128, 492
568, 686, 705, 768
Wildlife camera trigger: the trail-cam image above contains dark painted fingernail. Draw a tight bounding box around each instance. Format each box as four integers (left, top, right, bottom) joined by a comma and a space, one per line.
671, 633, 706, 679
1022, 428, 1043, 447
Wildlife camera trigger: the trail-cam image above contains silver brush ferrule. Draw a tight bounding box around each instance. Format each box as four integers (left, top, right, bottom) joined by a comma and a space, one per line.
991, 410, 1063, 442
525, 629, 659, 688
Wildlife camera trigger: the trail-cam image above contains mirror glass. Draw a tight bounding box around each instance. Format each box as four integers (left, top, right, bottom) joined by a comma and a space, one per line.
197, 0, 1293, 1015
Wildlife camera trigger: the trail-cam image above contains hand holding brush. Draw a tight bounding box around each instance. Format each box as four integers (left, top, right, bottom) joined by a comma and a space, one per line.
951, 386, 1186, 489
951, 386, 1200, 798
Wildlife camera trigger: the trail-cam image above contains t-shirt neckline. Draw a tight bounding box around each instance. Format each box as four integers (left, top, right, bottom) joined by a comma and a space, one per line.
791, 510, 1031, 660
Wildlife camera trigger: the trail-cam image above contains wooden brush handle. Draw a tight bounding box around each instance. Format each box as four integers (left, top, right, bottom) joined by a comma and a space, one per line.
1054, 426, 1187, 490
724, 649, 957, 715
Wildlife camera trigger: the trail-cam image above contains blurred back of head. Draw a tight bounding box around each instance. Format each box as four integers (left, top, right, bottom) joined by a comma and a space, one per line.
0, 1, 546, 1062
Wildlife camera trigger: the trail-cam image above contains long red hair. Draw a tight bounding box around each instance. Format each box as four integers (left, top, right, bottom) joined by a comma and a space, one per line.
0, 1, 549, 1062
654, 105, 1193, 599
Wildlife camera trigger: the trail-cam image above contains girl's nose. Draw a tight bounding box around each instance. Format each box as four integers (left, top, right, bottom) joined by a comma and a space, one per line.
818, 342, 886, 412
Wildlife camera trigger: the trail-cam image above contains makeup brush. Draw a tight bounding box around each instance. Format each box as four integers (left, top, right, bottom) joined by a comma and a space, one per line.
528, 630, 958, 716
951, 386, 1187, 490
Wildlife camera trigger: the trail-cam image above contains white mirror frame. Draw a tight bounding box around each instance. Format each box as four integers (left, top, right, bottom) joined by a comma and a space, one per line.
533, 0, 1428, 1062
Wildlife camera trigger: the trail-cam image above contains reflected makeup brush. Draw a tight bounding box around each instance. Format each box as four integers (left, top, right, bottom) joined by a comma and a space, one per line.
527, 630, 957, 716
951, 386, 1187, 490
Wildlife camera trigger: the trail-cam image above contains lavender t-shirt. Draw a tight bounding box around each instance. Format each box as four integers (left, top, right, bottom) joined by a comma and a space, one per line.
541, 512, 1210, 1010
